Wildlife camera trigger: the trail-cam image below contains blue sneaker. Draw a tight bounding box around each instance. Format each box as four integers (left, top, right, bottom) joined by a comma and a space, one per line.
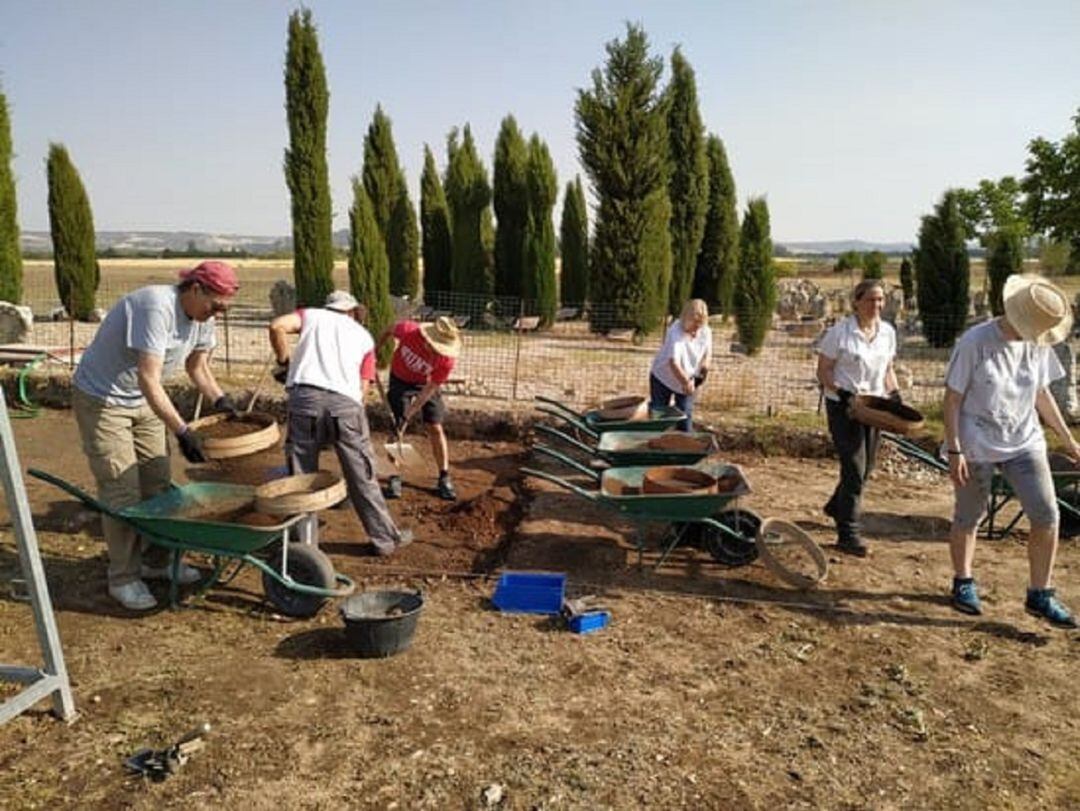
1025, 588, 1077, 628
951, 578, 982, 615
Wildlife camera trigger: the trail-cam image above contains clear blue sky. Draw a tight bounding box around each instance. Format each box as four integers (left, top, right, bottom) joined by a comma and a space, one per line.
2, 0, 1079, 243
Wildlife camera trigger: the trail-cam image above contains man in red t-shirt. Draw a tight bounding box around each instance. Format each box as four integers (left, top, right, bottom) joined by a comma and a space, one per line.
377, 316, 461, 500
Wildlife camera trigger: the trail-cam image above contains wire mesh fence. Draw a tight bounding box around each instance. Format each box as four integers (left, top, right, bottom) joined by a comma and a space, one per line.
16, 262, 1080, 419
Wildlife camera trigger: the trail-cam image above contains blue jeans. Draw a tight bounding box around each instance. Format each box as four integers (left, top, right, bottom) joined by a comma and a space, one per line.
649, 374, 693, 432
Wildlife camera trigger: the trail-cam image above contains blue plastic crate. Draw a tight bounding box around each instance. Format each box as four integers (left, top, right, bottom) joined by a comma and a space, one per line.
491, 571, 566, 614
568, 610, 611, 635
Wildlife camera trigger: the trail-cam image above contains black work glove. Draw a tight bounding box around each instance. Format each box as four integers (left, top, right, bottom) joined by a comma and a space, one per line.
214, 394, 242, 420
836, 388, 854, 406
272, 359, 289, 385
176, 427, 208, 464
888, 389, 902, 404
693, 368, 709, 388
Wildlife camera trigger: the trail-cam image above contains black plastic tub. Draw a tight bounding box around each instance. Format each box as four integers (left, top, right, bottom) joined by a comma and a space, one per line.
339, 590, 424, 658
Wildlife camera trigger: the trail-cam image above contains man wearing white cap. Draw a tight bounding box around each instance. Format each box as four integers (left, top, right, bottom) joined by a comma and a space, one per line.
269, 290, 411, 556
943, 274, 1080, 627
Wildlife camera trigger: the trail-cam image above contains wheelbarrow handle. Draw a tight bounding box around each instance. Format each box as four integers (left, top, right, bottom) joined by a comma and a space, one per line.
27, 468, 119, 519
531, 444, 602, 481
535, 405, 599, 440
534, 394, 575, 415
533, 424, 598, 456
520, 466, 598, 502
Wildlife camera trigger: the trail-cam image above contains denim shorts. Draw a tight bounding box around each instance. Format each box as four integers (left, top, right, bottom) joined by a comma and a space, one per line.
953, 449, 1059, 529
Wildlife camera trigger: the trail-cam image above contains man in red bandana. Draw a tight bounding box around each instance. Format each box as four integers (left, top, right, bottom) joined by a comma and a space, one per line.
72, 261, 241, 611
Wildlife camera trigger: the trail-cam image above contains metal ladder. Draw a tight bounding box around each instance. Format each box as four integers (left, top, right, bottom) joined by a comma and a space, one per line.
0, 394, 75, 725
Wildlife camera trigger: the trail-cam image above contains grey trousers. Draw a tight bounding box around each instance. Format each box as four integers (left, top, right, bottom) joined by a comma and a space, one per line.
285, 385, 402, 554
825, 398, 880, 543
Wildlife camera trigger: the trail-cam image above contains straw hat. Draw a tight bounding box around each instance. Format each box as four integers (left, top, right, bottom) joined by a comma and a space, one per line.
1003, 274, 1074, 346
419, 316, 462, 358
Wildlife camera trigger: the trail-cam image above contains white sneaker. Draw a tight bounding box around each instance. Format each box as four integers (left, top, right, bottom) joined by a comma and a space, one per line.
141, 562, 202, 585
109, 580, 158, 611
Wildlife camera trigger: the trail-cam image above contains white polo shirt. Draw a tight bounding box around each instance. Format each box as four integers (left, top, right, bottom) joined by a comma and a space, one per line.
816, 315, 896, 401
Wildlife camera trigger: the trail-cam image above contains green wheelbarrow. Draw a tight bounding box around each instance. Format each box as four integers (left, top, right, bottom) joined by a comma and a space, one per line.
29, 469, 356, 617
882, 434, 1080, 540
534, 423, 719, 467
522, 445, 761, 568
534, 395, 686, 438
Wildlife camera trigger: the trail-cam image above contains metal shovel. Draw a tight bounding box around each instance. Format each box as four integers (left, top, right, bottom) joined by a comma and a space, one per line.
373, 374, 422, 468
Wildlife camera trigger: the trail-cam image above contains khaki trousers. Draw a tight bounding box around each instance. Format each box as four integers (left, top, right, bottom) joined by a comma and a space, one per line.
72, 388, 172, 586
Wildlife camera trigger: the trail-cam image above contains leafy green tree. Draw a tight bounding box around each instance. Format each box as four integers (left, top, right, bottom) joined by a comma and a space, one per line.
387, 178, 419, 298
665, 47, 708, 315
493, 115, 529, 298
733, 197, 776, 355
915, 190, 970, 348
420, 145, 452, 298
284, 9, 334, 306
833, 250, 862, 274
1022, 109, 1080, 272
523, 134, 557, 326
0, 87, 22, 303
862, 251, 886, 280
559, 176, 589, 305
899, 256, 914, 303
1038, 238, 1071, 275
46, 144, 99, 320
444, 126, 493, 295
575, 23, 671, 333
956, 177, 1027, 305
692, 135, 738, 315
348, 180, 394, 366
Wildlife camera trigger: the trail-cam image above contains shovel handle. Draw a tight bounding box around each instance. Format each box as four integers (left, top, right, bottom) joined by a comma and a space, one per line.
174, 721, 212, 747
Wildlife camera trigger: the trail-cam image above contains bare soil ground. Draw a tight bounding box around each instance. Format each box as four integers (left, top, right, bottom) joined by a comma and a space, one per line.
2, 409, 1080, 810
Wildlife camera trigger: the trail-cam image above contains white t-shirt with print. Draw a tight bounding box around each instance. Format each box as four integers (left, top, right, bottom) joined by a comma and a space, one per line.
816, 315, 896, 401
945, 319, 1064, 463
649, 320, 712, 392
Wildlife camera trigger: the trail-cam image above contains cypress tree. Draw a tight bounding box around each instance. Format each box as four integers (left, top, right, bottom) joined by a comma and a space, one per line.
899, 256, 914, 303
493, 115, 529, 298
362, 105, 402, 237
575, 23, 671, 333
46, 144, 98, 320
387, 178, 419, 298
523, 134, 558, 326
284, 9, 334, 306
665, 47, 708, 316
348, 180, 394, 366
693, 135, 738, 315
733, 197, 776, 355
986, 226, 1023, 315
559, 176, 589, 306
0, 88, 22, 303
444, 125, 493, 295
420, 145, 452, 299
914, 190, 970, 348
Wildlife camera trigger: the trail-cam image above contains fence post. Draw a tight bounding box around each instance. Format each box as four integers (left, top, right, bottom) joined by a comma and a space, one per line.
67, 291, 74, 370
223, 310, 231, 379
511, 298, 524, 402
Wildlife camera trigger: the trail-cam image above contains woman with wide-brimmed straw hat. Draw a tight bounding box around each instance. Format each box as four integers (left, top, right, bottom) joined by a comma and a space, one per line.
943, 273, 1080, 628
376, 315, 462, 501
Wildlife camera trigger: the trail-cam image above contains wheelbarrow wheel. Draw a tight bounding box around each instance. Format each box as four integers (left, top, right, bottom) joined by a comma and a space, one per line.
701, 507, 762, 566
261, 542, 336, 618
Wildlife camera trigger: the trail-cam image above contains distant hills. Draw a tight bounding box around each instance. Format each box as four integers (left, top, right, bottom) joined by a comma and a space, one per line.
19, 230, 912, 257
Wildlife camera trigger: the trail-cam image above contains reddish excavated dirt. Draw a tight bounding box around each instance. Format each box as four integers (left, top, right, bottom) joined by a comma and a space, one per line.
2, 409, 1080, 809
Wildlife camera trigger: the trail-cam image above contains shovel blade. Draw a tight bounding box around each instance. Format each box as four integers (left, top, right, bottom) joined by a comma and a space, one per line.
384, 440, 421, 468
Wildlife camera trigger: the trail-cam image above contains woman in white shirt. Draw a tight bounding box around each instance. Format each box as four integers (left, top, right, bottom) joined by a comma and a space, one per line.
943, 273, 1079, 628
815, 279, 899, 557
649, 299, 712, 432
